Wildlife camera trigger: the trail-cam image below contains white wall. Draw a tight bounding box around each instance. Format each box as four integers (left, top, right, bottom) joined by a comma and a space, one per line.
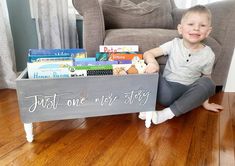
224, 48, 235, 92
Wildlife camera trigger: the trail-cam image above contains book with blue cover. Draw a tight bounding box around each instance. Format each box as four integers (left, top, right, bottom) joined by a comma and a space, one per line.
28, 49, 87, 63
29, 48, 86, 56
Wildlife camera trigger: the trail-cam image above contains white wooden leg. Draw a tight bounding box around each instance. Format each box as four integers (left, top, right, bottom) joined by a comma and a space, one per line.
145, 111, 152, 128
24, 123, 34, 142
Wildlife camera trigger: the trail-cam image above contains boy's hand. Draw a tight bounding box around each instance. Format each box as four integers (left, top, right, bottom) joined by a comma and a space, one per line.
145, 62, 160, 73
202, 100, 224, 112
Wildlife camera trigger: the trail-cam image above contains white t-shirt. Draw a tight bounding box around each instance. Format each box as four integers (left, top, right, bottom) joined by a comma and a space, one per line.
160, 38, 215, 85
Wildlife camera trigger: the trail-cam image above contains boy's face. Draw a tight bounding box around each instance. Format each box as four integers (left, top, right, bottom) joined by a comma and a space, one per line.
177, 12, 212, 45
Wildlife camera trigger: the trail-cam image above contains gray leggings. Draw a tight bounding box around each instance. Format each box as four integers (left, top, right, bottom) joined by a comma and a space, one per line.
157, 75, 216, 116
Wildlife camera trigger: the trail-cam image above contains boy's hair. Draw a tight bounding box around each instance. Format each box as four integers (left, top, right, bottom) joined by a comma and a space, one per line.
181, 5, 212, 25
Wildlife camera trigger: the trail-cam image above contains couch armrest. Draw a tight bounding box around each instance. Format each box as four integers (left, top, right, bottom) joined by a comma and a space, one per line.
207, 1, 235, 45
207, 1, 235, 85
72, 0, 105, 56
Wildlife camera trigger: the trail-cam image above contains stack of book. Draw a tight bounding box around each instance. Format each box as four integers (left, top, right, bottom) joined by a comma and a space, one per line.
96, 45, 146, 75
27, 46, 147, 79
27, 49, 86, 79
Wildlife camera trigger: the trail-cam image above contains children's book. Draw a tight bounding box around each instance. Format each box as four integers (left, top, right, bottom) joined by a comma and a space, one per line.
27, 60, 72, 79
108, 52, 143, 61
74, 57, 96, 62
29, 48, 86, 55
29, 48, 87, 58
116, 60, 132, 64
74, 60, 118, 66
28, 55, 72, 63
96, 52, 141, 63
99, 45, 139, 53
72, 65, 113, 71
68, 65, 113, 77
96, 52, 109, 61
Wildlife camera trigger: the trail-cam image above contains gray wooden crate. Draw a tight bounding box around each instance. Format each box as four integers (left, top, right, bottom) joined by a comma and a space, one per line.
16, 69, 159, 123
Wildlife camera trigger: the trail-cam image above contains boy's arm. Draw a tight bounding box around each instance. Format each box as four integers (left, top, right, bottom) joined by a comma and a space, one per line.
201, 75, 223, 112
144, 47, 164, 73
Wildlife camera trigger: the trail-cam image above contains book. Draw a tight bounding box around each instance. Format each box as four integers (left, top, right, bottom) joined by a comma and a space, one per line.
99, 45, 139, 53
72, 65, 113, 71
28, 55, 72, 63
28, 49, 87, 61
108, 52, 143, 61
96, 52, 139, 64
29, 68, 70, 79
74, 57, 96, 62
68, 65, 113, 77
73, 51, 87, 58
29, 48, 86, 56
27, 60, 72, 79
96, 52, 109, 61
74, 60, 118, 66
117, 60, 132, 64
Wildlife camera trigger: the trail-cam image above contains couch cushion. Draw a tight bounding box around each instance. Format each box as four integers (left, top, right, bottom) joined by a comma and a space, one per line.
104, 28, 222, 65
100, 0, 173, 29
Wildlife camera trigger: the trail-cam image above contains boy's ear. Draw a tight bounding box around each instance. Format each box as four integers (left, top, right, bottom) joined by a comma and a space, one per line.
206, 26, 212, 37
177, 24, 182, 35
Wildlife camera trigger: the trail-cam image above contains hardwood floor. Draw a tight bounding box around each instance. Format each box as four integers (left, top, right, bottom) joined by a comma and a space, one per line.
0, 89, 234, 165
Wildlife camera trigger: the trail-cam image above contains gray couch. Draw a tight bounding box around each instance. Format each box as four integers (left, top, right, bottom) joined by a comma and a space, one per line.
72, 0, 235, 86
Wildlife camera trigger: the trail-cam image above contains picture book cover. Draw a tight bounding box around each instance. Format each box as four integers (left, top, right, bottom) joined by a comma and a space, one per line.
96, 52, 109, 61
29, 68, 70, 79
27, 60, 73, 79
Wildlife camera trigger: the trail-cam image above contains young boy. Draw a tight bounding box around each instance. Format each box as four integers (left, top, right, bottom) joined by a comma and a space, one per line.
140, 5, 223, 124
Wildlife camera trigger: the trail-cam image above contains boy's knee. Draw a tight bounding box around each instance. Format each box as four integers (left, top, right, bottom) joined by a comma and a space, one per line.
157, 94, 174, 106
198, 77, 215, 96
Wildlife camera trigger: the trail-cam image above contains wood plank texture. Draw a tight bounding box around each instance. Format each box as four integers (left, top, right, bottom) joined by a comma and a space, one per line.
0, 89, 234, 166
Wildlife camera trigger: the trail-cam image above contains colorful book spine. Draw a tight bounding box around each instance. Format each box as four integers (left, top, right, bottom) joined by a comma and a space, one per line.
28, 55, 72, 63
72, 65, 113, 70
68, 65, 113, 77
96, 52, 138, 64
117, 60, 132, 64
109, 52, 143, 61
29, 48, 86, 55
74, 57, 96, 62
74, 60, 118, 66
